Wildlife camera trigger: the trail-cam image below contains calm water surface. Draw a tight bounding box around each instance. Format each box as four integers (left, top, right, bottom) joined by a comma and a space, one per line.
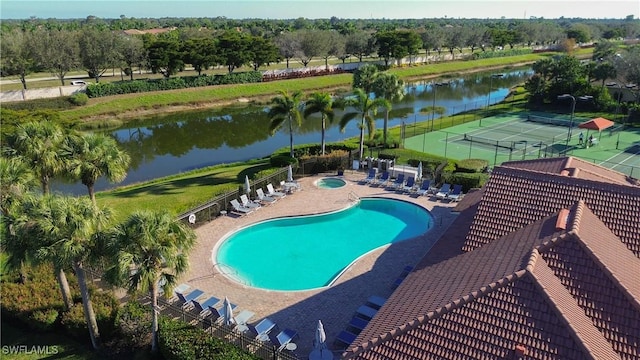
53, 68, 532, 195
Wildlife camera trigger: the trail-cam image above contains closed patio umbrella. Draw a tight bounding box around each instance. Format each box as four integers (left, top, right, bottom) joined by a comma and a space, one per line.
223, 297, 234, 326
417, 161, 423, 181
244, 175, 251, 195
287, 165, 294, 182
314, 320, 327, 350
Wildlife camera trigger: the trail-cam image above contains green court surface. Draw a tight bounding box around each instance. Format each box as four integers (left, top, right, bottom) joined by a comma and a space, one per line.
404, 112, 640, 178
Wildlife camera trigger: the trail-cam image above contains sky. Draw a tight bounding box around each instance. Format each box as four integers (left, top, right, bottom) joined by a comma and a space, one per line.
1, 0, 638, 20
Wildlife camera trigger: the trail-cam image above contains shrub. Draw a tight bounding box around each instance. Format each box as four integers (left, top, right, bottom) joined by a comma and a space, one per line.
269, 154, 298, 167
441, 172, 490, 191
456, 159, 489, 173
159, 317, 260, 360
68, 93, 89, 106
116, 301, 152, 349
28, 309, 59, 331
60, 289, 120, 341
1, 96, 76, 111
300, 150, 349, 174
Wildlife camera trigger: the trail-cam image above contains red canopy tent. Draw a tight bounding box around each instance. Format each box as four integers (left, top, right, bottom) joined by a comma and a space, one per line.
578, 117, 615, 146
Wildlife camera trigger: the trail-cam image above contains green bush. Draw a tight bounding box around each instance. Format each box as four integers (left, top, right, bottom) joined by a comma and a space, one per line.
60, 289, 120, 341
28, 309, 60, 331
85, 71, 263, 98
1, 96, 77, 111
456, 159, 489, 173
442, 172, 490, 191
300, 150, 349, 174
115, 301, 152, 349
68, 93, 89, 106
269, 154, 298, 167
272, 142, 359, 159
159, 317, 260, 360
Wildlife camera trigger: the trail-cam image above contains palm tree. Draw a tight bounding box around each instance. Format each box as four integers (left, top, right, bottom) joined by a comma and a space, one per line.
8, 121, 67, 194
268, 90, 304, 158
0, 156, 36, 216
103, 210, 196, 353
303, 92, 335, 155
372, 73, 405, 146
34, 195, 111, 349
338, 88, 391, 161
352, 64, 379, 94
65, 133, 131, 205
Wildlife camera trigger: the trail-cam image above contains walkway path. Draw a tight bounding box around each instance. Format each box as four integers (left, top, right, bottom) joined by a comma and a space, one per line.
181, 172, 458, 358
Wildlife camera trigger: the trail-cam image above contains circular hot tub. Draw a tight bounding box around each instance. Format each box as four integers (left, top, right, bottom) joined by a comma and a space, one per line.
315, 177, 347, 189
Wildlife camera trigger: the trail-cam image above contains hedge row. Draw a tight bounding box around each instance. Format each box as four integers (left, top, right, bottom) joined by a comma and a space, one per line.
159, 317, 261, 360
85, 71, 263, 98
471, 48, 533, 60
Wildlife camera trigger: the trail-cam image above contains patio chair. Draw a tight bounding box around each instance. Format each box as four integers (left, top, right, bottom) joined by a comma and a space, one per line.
230, 199, 254, 215
335, 330, 358, 349
207, 301, 237, 322
355, 304, 378, 320
416, 179, 432, 196
233, 310, 256, 333
435, 183, 452, 200
392, 265, 414, 289
403, 176, 416, 193
374, 171, 390, 186
249, 317, 278, 341
176, 289, 204, 309
256, 188, 277, 204
390, 174, 405, 190
365, 295, 387, 310
192, 296, 220, 317
266, 183, 286, 198
347, 316, 369, 334
240, 194, 261, 209
269, 328, 299, 351
447, 184, 464, 202
362, 168, 377, 184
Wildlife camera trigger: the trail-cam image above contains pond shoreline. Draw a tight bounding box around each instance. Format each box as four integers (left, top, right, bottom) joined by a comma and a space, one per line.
78, 61, 536, 124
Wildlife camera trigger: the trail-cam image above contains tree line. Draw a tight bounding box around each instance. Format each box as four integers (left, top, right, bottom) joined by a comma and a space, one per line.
2, 16, 639, 89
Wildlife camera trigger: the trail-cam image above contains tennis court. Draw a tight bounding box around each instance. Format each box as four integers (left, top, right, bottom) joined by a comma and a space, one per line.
403, 111, 640, 178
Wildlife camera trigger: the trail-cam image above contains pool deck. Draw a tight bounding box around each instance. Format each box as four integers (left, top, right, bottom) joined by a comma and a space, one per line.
182, 171, 459, 358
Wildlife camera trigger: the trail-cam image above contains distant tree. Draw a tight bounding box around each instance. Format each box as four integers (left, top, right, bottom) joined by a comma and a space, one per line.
443, 26, 466, 60
296, 29, 327, 67
248, 36, 280, 71
79, 27, 119, 83
216, 31, 251, 73
567, 24, 591, 43
325, 31, 346, 69
182, 37, 217, 75
145, 38, 184, 78
345, 30, 374, 62
420, 26, 444, 58
352, 63, 379, 94
38, 29, 80, 85
592, 41, 618, 61
591, 62, 617, 88
0, 29, 39, 90
558, 38, 577, 54
274, 31, 298, 68
376, 30, 420, 66
116, 35, 146, 80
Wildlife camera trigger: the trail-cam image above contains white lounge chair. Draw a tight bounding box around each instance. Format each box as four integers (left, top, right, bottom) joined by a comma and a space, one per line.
240, 194, 261, 209
435, 183, 451, 200
230, 199, 254, 215
416, 180, 432, 196
447, 184, 464, 202
266, 183, 286, 198
256, 188, 277, 204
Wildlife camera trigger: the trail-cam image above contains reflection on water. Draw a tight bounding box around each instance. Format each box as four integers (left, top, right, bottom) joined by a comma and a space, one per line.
52, 68, 532, 195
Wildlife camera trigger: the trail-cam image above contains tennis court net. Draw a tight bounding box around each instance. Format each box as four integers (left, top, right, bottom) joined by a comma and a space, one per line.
463, 134, 514, 150
526, 115, 575, 127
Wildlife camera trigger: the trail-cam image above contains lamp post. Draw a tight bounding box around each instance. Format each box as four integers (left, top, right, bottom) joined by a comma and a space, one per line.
431, 81, 449, 132
482, 73, 504, 127
557, 94, 576, 148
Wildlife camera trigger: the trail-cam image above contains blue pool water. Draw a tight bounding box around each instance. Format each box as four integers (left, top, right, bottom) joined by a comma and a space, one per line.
215, 198, 432, 291
315, 177, 347, 189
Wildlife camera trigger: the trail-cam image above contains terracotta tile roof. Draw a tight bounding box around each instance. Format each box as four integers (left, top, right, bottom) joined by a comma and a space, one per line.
344, 157, 640, 360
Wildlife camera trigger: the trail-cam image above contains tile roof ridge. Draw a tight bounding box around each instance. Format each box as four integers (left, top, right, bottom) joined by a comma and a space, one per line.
345, 269, 528, 358
571, 204, 640, 313
527, 250, 620, 360
495, 165, 640, 191
562, 156, 574, 171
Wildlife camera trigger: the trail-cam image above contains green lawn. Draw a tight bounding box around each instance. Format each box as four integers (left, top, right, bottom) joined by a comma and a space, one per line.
96, 160, 271, 223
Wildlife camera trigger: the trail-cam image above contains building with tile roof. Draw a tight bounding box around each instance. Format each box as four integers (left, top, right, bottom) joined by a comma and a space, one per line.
343, 156, 640, 360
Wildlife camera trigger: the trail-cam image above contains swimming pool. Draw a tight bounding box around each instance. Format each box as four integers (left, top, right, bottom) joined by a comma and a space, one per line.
215, 198, 432, 291
315, 177, 347, 189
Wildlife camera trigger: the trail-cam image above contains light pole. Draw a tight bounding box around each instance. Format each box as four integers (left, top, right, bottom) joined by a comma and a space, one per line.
431, 82, 449, 132
483, 73, 504, 126
557, 94, 576, 148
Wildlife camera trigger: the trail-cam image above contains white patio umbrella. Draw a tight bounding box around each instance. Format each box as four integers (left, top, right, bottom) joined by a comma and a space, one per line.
417, 161, 423, 181
287, 165, 294, 182
244, 175, 251, 195
314, 320, 327, 350
223, 297, 234, 326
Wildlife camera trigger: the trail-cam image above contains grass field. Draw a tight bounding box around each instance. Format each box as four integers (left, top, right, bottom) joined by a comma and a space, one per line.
404, 112, 640, 178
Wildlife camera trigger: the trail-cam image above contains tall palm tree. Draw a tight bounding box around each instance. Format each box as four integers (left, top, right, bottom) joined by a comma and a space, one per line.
352, 64, 379, 94
35, 195, 111, 349
303, 92, 335, 155
65, 133, 131, 205
268, 90, 304, 158
338, 88, 391, 161
8, 121, 67, 195
103, 210, 196, 353
372, 73, 405, 146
